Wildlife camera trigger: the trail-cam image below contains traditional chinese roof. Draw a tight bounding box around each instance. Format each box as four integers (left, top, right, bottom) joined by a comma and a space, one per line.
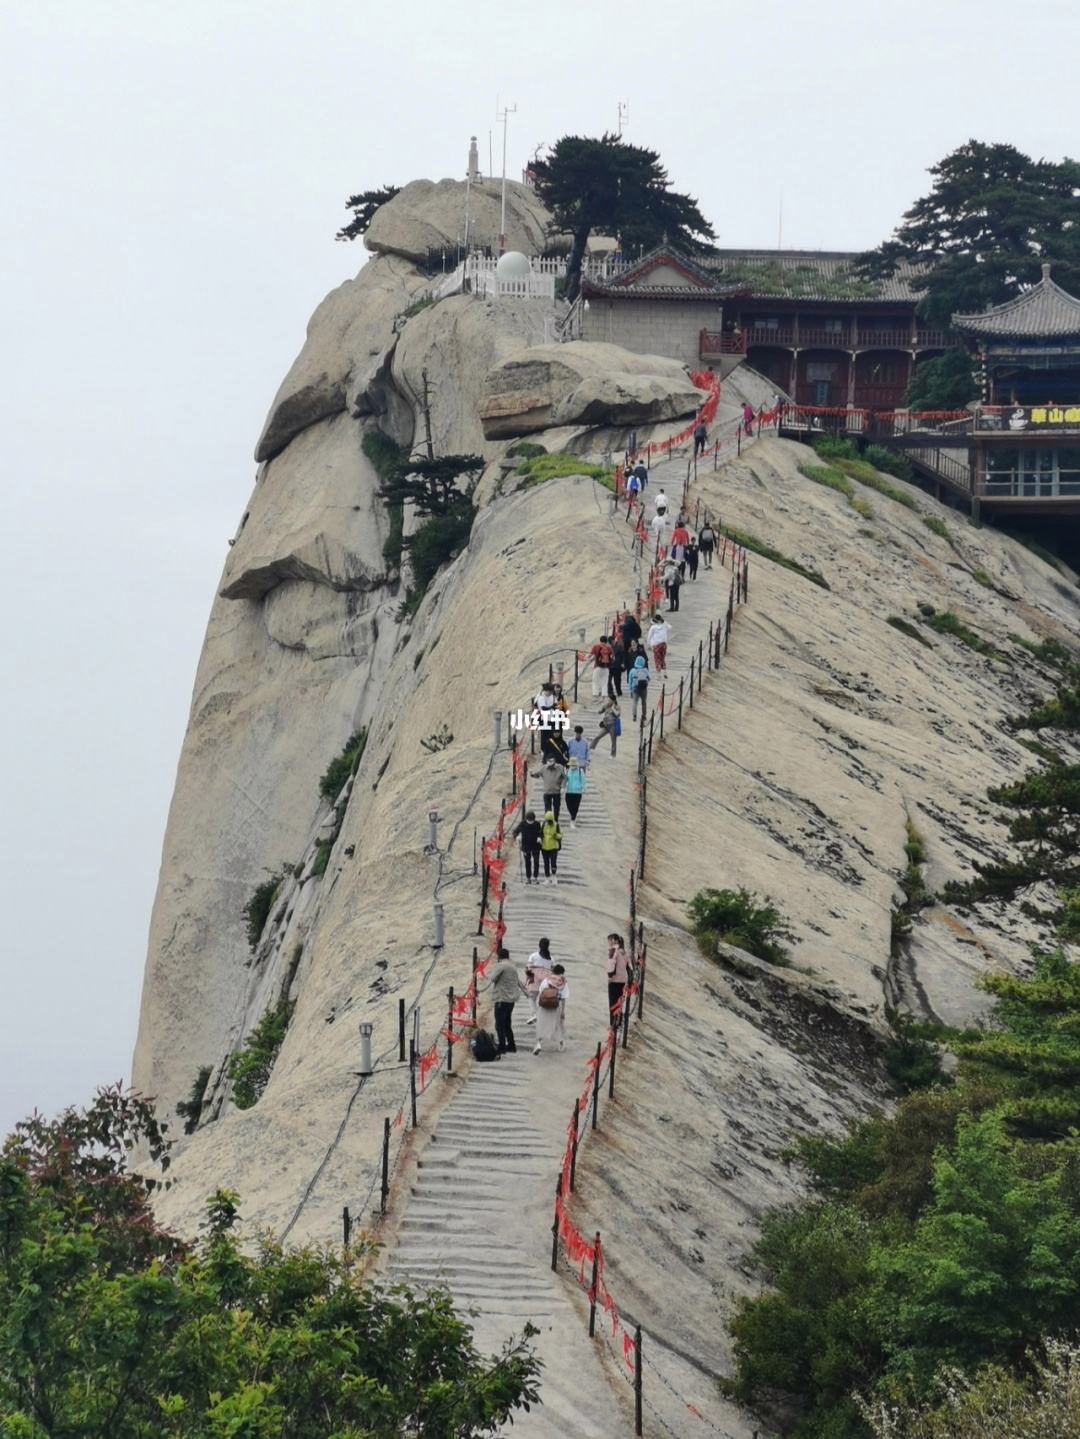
582, 243, 742, 300
699, 248, 926, 304
952, 265, 1080, 339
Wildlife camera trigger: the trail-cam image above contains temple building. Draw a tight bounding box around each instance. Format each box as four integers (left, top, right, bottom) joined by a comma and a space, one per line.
952, 264, 1080, 502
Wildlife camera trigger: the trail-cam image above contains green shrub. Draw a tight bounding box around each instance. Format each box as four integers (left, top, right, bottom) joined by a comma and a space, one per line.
836, 458, 920, 509
228, 999, 295, 1110
923, 610, 997, 655
884, 1017, 946, 1094
903, 819, 926, 866
507, 441, 547, 460
811, 434, 858, 461
409, 502, 476, 598
720, 524, 830, 590
401, 294, 435, 321
863, 444, 914, 483
850, 497, 875, 520
312, 839, 333, 877
176, 1065, 212, 1135
517, 453, 612, 487
243, 870, 286, 951
887, 615, 934, 649
971, 567, 993, 588
363, 431, 407, 568
688, 887, 795, 966
921, 514, 952, 543
319, 728, 368, 802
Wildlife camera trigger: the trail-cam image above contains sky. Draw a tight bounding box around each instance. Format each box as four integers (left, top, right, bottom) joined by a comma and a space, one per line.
1, 0, 1077, 1134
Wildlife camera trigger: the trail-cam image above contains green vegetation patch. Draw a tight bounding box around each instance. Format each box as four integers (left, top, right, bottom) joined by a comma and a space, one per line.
363, 431, 407, 568
688, 887, 796, 966
176, 1065, 212, 1135
319, 728, 368, 802
242, 870, 286, 952
517, 453, 613, 488
228, 999, 295, 1110
836, 457, 920, 509
887, 615, 934, 649
862, 443, 914, 483
720, 524, 830, 590
799, 462, 854, 497
922, 608, 999, 655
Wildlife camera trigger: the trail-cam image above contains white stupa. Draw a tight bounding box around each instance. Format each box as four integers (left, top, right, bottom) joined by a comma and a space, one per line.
495, 250, 531, 282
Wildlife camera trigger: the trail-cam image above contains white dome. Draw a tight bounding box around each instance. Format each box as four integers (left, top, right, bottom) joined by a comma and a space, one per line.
496, 250, 531, 280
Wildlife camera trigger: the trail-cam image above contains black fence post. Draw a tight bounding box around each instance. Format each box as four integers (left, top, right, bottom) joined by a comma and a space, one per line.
647, 712, 655, 764
689, 656, 695, 709
608, 1026, 617, 1098
477, 858, 488, 936
573, 650, 579, 703
634, 1326, 643, 1436
637, 945, 646, 1018
398, 997, 406, 1063
744, 559, 750, 603
511, 736, 517, 796
446, 987, 455, 1074
380, 1117, 390, 1216
678, 677, 684, 729
658, 687, 665, 740
698, 639, 704, 692
589, 1232, 602, 1338
343, 1205, 351, 1248
592, 1041, 601, 1130
569, 1098, 581, 1192
551, 1176, 561, 1271
409, 1040, 418, 1128
471, 948, 478, 1022
707, 620, 713, 669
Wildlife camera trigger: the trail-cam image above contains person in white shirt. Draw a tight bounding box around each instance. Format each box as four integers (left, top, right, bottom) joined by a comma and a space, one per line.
524, 938, 553, 1024
652, 488, 669, 519
647, 614, 670, 672
650, 511, 670, 549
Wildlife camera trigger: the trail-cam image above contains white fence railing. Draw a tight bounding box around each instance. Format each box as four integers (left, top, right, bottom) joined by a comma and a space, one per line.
429, 251, 629, 303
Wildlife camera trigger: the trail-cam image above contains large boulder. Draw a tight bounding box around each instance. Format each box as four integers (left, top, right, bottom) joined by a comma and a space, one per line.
364, 178, 550, 264
478, 340, 702, 438
223, 413, 389, 602
254, 255, 428, 462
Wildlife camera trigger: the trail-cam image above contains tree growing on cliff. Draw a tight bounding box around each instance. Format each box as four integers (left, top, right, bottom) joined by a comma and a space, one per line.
336, 184, 402, 242
0, 1088, 542, 1437
857, 141, 1080, 327
379, 452, 486, 518
531, 134, 715, 301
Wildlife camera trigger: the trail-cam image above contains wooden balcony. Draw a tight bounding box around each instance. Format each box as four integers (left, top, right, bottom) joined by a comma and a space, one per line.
856, 328, 914, 348
745, 325, 795, 347
799, 326, 850, 348
915, 328, 948, 348
699, 329, 747, 359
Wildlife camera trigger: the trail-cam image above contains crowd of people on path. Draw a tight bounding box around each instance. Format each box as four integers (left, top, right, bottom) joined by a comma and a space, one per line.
478, 931, 633, 1057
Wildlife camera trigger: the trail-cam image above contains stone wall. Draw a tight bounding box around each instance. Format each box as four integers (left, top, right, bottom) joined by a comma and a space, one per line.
581, 297, 721, 368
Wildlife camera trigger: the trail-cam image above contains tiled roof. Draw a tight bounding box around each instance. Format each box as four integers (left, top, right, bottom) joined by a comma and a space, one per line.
700, 248, 925, 303
952, 265, 1080, 338
582, 242, 742, 299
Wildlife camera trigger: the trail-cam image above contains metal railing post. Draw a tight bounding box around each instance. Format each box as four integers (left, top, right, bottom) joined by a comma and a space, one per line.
398, 997, 406, 1063
380, 1117, 390, 1215
698, 639, 704, 692
551, 1176, 561, 1270
689, 657, 695, 709
592, 1041, 601, 1129
446, 987, 454, 1073
409, 1040, 418, 1128
678, 677, 684, 729
569, 1098, 581, 1192
658, 687, 665, 740
637, 945, 646, 1018
608, 1026, 617, 1098
634, 1326, 643, 1436
588, 1232, 602, 1337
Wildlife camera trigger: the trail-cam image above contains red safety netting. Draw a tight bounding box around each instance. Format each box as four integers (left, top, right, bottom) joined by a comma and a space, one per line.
628, 371, 721, 460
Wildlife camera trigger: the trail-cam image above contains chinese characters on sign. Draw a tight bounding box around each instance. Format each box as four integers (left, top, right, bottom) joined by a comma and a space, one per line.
508, 707, 570, 732
1030, 406, 1080, 424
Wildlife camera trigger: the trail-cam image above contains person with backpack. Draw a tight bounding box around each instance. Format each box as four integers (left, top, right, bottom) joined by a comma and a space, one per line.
565, 756, 586, 828
540, 809, 563, 884
671, 520, 690, 575
606, 934, 630, 1021
619, 610, 642, 649
742, 401, 754, 436
633, 458, 648, 491
531, 756, 567, 821
480, 947, 528, 1054
589, 634, 614, 699
590, 694, 620, 757
693, 420, 707, 457
653, 488, 669, 519
663, 558, 682, 612
626, 468, 641, 505
608, 634, 626, 698
533, 964, 569, 1054
648, 614, 670, 672
525, 937, 553, 1024
698, 521, 716, 569
628, 654, 650, 721
686, 535, 700, 580
514, 808, 542, 885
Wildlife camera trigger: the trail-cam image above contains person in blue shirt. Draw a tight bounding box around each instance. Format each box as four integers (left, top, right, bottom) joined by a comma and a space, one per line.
567, 725, 590, 770
628, 654, 651, 722
565, 757, 587, 828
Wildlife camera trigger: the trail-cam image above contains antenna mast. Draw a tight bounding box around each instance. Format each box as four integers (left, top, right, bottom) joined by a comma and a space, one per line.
617, 100, 629, 136
496, 98, 517, 252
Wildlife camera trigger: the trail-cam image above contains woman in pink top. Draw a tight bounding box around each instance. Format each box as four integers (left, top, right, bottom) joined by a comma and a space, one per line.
606, 933, 629, 1021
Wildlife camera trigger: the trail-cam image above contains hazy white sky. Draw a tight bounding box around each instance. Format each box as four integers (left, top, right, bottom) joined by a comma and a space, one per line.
1, 0, 1076, 1133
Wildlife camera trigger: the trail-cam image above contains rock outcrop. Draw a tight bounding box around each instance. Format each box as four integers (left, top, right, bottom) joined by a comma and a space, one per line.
478, 340, 702, 437
364, 177, 550, 264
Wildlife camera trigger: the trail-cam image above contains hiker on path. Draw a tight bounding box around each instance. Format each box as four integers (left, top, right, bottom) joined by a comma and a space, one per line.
626, 468, 641, 504
531, 756, 567, 821
619, 611, 642, 649
481, 948, 527, 1054
608, 634, 626, 698
653, 488, 670, 520
699, 521, 716, 569
533, 964, 569, 1054
693, 420, 707, 457
742, 401, 754, 436
513, 808, 543, 886
628, 654, 650, 721
567, 724, 590, 770
686, 536, 700, 580
606, 934, 630, 1021
648, 614, 670, 672
663, 559, 682, 613
565, 756, 586, 828
542, 728, 570, 765
590, 635, 613, 699
591, 694, 620, 757
525, 938, 554, 1024
672, 521, 690, 574
539, 809, 563, 885
633, 459, 648, 491
650, 510, 671, 550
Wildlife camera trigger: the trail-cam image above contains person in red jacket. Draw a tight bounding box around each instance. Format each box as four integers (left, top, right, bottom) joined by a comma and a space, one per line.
589, 634, 614, 699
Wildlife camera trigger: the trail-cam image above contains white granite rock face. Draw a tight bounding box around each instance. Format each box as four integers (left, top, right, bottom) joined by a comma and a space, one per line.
364, 177, 550, 264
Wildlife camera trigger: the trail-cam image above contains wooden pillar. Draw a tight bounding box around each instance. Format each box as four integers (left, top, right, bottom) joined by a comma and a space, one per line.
790, 348, 799, 404
846, 351, 857, 409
